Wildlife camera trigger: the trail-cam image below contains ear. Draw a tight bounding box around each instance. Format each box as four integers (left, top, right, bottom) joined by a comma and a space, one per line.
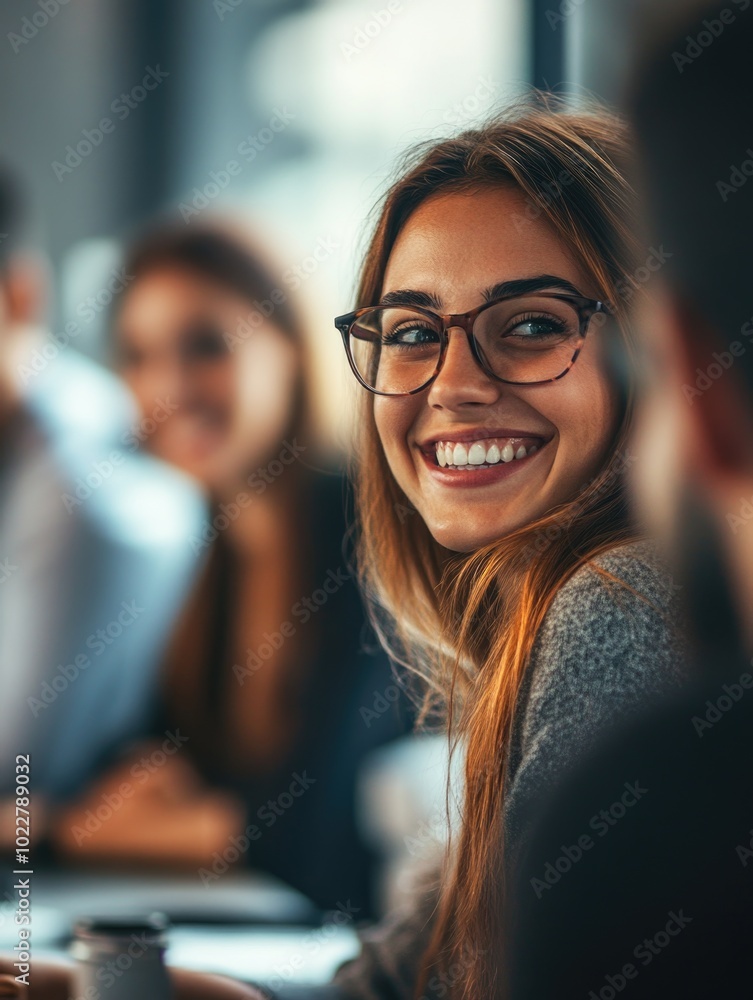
668, 295, 753, 486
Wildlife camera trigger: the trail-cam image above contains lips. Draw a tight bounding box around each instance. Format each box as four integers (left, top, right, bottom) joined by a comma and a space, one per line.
420, 428, 545, 448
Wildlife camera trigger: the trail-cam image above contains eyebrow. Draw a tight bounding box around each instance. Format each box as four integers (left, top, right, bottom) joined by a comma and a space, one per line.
378, 274, 585, 310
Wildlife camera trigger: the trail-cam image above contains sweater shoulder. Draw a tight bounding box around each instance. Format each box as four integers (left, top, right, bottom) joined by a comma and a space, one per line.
533, 539, 687, 696
551, 539, 680, 621
504, 541, 688, 856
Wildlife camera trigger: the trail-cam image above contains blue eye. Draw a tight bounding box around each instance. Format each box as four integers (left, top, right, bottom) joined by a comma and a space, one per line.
504, 313, 571, 342
509, 315, 567, 338
382, 323, 440, 347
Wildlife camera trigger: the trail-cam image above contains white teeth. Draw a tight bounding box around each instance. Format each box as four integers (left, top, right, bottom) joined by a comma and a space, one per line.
435, 439, 542, 467
452, 443, 468, 466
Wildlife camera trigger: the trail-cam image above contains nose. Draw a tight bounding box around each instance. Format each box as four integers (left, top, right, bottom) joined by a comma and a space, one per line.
426, 327, 502, 410
136, 353, 198, 415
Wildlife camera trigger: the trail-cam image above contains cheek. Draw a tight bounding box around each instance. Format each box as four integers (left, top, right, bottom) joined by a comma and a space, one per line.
122, 370, 158, 418
230, 337, 299, 453
530, 358, 620, 495
201, 362, 236, 402
557, 361, 618, 457
374, 397, 419, 483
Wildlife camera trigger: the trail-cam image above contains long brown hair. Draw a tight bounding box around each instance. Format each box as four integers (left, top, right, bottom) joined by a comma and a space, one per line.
350, 95, 642, 998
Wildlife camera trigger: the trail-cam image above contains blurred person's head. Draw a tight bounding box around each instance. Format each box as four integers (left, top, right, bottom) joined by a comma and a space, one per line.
112, 220, 308, 493
341, 96, 640, 996
0, 165, 44, 421
627, 1, 753, 657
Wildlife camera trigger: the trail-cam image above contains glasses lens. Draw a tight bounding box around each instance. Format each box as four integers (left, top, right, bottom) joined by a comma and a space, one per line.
349, 307, 442, 394
473, 295, 584, 383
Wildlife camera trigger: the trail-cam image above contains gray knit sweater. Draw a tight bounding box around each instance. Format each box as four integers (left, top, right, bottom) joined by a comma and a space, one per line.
270, 541, 687, 1000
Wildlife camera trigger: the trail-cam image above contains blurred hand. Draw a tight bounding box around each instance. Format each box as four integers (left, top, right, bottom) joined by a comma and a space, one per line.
0, 958, 70, 1000
50, 744, 245, 867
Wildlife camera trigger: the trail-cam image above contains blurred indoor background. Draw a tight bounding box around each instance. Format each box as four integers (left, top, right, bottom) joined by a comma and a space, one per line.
0, 0, 701, 988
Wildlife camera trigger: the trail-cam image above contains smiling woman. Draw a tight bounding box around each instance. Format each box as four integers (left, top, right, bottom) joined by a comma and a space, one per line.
327, 94, 688, 1000
359, 197, 618, 553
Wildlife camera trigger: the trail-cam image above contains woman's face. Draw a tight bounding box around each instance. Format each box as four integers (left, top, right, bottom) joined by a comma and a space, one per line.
374, 186, 621, 553
116, 266, 298, 490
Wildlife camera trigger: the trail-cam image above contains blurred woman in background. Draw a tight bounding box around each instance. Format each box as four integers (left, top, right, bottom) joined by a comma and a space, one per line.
51, 220, 412, 916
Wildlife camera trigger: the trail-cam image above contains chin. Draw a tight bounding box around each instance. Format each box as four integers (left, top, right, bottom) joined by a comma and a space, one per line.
427, 520, 518, 554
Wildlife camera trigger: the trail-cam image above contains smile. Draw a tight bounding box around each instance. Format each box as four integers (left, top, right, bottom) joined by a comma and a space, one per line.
416, 432, 551, 489
434, 436, 541, 469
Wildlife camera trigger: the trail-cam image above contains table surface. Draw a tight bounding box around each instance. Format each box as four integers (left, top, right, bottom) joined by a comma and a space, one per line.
0, 868, 360, 987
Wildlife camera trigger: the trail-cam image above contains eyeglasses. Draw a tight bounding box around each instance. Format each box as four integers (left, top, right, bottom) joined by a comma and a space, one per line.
334, 291, 611, 396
